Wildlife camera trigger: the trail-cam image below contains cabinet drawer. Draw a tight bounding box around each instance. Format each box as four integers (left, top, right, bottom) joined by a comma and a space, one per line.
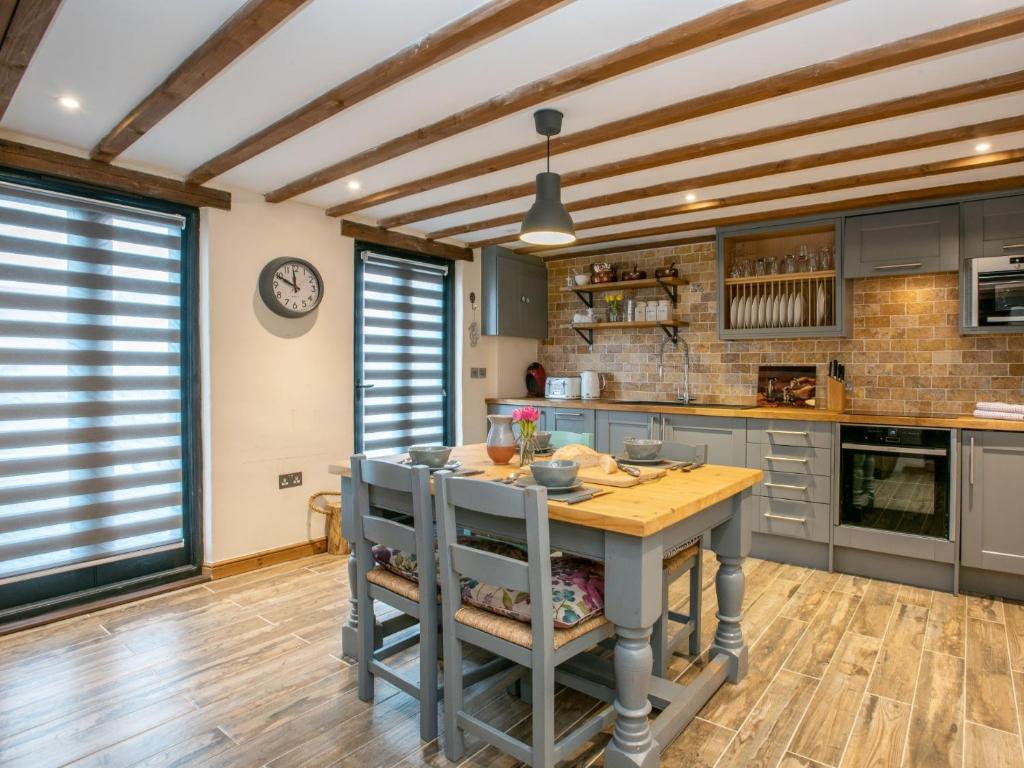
746, 442, 832, 476
748, 419, 832, 448
757, 470, 830, 503
758, 497, 830, 543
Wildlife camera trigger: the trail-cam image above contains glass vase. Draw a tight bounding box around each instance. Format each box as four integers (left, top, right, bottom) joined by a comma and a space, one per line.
485, 415, 516, 464
518, 433, 536, 467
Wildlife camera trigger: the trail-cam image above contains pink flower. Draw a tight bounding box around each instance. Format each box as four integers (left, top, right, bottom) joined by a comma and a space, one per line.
512, 406, 540, 423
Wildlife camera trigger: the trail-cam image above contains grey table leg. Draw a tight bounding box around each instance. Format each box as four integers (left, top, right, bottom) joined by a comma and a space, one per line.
708, 491, 752, 683
603, 533, 664, 768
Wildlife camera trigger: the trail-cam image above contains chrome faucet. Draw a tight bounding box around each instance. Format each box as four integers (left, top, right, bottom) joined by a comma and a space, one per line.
658, 336, 693, 404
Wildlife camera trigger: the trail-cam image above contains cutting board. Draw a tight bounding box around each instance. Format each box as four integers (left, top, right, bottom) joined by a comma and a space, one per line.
521, 464, 666, 487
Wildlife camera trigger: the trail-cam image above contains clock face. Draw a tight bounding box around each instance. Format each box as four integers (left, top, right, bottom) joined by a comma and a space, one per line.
259, 258, 324, 317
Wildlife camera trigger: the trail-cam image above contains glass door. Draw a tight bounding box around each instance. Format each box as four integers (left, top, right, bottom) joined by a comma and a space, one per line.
354, 247, 452, 457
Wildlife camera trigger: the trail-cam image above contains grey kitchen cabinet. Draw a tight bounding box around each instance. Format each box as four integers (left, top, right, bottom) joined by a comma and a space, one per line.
660, 414, 746, 466
595, 410, 657, 455
747, 418, 832, 448
481, 245, 548, 339
843, 204, 959, 277
541, 406, 596, 438
757, 498, 830, 544
962, 193, 1024, 260
961, 430, 1024, 576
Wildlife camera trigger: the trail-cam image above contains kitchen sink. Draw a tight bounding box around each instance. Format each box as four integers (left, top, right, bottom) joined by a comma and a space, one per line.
609, 400, 756, 409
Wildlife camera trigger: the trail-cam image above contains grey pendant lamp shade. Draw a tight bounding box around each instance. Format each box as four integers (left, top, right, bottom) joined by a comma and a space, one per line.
520, 109, 575, 245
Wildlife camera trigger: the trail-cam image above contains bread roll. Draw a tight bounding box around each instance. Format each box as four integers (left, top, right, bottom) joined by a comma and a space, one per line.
598, 454, 618, 474
551, 443, 601, 468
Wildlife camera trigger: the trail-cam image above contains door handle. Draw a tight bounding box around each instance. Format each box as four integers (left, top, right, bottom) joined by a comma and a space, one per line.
648, 415, 657, 439
970, 436, 975, 486
873, 262, 922, 270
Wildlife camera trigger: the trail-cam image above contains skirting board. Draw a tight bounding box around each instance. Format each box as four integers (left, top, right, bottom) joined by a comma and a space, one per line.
206, 538, 328, 580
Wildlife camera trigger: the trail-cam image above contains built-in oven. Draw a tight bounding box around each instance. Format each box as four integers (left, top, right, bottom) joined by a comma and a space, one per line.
839, 425, 953, 541
968, 253, 1024, 328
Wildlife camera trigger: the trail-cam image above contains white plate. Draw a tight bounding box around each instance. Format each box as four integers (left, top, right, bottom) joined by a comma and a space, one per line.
730, 296, 739, 328
772, 295, 780, 327
817, 284, 827, 325
758, 295, 766, 327
788, 293, 796, 326
741, 295, 750, 328
794, 294, 803, 326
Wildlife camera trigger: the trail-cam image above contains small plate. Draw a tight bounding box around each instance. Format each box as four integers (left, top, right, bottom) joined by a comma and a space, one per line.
427, 460, 462, 473
533, 448, 555, 457
515, 477, 584, 493
613, 455, 664, 466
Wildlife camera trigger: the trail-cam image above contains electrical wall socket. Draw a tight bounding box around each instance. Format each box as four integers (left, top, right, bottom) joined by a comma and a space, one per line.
470, 367, 487, 379
278, 472, 302, 489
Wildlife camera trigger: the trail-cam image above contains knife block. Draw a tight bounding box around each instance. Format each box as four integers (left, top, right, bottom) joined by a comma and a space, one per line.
826, 377, 847, 413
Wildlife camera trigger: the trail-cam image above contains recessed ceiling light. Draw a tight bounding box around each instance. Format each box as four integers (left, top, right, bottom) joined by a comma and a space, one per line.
347, 180, 361, 191
975, 142, 992, 153
57, 95, 80, 111
685, 193, 697, 203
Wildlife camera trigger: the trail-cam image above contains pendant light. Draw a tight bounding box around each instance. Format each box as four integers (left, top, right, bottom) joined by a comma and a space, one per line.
520, 109, 575, 245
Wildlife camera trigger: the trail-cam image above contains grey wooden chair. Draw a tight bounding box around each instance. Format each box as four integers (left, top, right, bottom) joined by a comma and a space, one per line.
547, 430, 593, 449
435, 473, 616, 767
351, 454, 440, 741
651, 441, 708, 676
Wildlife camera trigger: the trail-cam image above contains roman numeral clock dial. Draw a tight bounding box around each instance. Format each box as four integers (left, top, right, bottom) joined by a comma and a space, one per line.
258, 257, 325, 318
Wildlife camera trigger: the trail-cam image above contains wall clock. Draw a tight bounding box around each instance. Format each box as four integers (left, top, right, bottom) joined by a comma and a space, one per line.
258, 257, 324, 318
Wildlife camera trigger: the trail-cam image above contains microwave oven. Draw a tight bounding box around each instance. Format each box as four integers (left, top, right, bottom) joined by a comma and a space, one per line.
968, 254, 1024, 328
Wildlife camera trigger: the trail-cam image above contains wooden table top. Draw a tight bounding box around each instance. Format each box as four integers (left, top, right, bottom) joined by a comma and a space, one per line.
329, 443, 762, 538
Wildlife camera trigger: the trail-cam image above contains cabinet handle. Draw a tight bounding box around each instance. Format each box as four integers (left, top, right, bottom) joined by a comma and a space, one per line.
765, 455, 809, 463
873, 262, 922, 271
648, 415, 657, 439
764, 512, 809, 524
1002, 243, 1024, 251
765, 482, 809, 491
970, 436, 975, 487
766, 429, 808, 437
556, 411, 583, 417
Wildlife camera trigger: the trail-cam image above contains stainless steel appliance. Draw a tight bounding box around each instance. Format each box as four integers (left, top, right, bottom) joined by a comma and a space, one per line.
967, 253, 1024, 328
839, 425, 952, 540
544, 375, 581, 400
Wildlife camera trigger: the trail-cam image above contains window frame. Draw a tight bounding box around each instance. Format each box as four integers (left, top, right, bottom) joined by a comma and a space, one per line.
353, 241, 455, 455
0, 166, 203, 625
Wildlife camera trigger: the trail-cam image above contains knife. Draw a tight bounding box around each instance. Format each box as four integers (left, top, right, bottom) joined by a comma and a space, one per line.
615, 462, 642, 477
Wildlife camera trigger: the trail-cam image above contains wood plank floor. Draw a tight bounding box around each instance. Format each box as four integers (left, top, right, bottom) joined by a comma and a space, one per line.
1, 552, 1022, 768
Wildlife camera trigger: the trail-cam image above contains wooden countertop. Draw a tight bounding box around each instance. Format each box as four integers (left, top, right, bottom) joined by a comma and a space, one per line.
486, 397, 1024, 432
328, 443, 761, 538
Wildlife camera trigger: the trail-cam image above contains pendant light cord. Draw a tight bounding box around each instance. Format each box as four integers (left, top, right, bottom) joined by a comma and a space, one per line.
546, 135, 550, 173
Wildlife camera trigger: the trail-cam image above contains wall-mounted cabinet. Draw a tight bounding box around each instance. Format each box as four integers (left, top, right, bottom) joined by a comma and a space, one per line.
844, 204, 959, 277
481, 245, 548, 339
962, 194, 1024, 260
717, 218, 851, 339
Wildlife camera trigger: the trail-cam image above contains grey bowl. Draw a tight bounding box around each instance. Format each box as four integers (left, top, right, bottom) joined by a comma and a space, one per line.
623, 438, 663, 461
533, 431, 551, 450
408, 445, 452, 468
529, 459, 579, 488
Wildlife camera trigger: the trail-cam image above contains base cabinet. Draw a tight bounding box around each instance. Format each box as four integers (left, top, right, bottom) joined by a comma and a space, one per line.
541, 406, 596, 440
595, 410, 656, 455
661, 414, 746, 466
961, 430, 1024, 575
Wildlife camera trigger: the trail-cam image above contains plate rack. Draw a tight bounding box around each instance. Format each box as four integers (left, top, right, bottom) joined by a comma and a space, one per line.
724, 271, 836, 331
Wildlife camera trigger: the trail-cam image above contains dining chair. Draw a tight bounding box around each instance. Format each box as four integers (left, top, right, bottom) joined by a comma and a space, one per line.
351, 454, 441, 741
547, 430, 594, 449
435, 473, 616, 766
651, 441, 708, 676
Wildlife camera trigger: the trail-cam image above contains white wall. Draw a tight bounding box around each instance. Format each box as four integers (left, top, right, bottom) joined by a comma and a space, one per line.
200, 192, 355, 563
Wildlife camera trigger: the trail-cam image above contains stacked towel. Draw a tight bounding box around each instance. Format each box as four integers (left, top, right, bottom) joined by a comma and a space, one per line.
974, 402, 1024, 421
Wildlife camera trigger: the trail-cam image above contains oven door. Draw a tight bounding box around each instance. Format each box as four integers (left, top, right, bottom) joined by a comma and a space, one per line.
974, 256, 1024, 327
839, 442, 951, 539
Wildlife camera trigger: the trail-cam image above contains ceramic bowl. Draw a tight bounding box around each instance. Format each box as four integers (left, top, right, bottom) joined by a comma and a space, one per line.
529, 460, 579, 488
408, 445, 452, 468
623, 438, 663, 461
533, 431, 551, 450
574, 273, 591, 286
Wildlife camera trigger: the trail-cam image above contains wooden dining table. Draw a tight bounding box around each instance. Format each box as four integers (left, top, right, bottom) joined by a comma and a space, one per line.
329, 444, 762, 768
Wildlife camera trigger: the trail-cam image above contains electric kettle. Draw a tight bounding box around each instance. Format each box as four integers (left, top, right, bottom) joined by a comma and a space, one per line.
580, 371, 606, 400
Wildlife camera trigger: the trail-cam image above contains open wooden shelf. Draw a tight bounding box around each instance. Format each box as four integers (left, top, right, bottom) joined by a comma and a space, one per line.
563, 276, 688, 293
723, 269, 836, 286
571, 320, 688, 330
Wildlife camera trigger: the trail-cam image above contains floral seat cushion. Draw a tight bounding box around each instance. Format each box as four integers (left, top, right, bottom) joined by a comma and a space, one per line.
372, 539, 605, 629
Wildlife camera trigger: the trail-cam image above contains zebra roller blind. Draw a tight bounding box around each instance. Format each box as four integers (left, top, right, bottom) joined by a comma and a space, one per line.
358, 251, 449, 457
0, 182, 187, 584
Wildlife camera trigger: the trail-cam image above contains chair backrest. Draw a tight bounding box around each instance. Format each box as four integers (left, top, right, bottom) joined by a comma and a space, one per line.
350, 454, 434, 588
434, 474, 554, 650
660, 441, 708, 464
548, 431, 594, 449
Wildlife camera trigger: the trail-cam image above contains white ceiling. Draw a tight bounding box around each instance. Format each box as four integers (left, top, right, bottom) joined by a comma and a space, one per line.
4, 0, 1024, 253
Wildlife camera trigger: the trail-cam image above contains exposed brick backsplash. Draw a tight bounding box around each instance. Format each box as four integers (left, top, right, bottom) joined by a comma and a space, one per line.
541, 243, 1024, 415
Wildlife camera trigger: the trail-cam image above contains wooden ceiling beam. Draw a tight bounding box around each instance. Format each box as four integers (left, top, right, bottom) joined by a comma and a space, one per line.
341, 220, 471, 262
267, 0, 833, 203
540, 235, 716, 262
0, 0, 61, 119
512, 175, 1024, 256
0, 139, 231, 209
432, 113, 1024, 239
91, 0, 309, 163
330, 10, 1024, 220
186, 0, 565, 185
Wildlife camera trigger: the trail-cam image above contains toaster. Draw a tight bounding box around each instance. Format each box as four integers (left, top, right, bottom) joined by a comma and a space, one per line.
545, 376, 581, 400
